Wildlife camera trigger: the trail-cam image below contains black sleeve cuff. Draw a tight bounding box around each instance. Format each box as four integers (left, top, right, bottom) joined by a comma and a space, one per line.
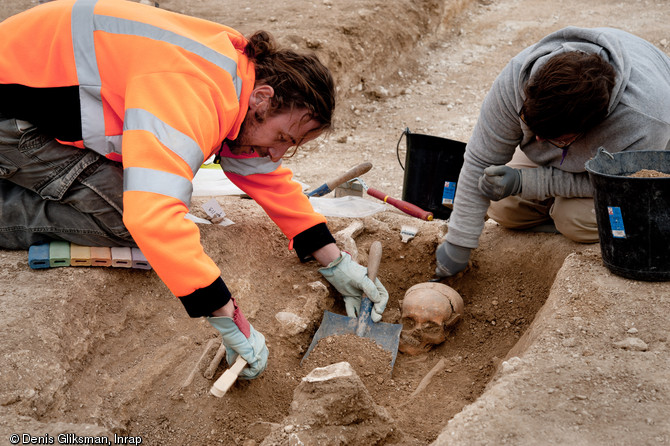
178, 277, 232, 318
292, 222, 336, 262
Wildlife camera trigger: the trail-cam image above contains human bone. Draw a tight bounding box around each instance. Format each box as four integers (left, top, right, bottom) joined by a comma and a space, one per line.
399, 282, 464, 355
333, 221, 364, 262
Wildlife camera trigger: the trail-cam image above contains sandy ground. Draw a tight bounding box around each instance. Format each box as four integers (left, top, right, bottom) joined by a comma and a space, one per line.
1, 0, 670, 445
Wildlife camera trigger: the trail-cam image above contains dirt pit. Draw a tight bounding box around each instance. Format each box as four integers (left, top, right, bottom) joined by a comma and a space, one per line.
0, 196, 585, 445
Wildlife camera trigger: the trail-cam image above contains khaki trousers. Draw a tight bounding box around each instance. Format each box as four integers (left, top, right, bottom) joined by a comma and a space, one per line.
486, 149, 599, 243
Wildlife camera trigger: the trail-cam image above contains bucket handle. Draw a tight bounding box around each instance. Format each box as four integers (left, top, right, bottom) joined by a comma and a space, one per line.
595, 147, 615, 160
396, 127, 410, 171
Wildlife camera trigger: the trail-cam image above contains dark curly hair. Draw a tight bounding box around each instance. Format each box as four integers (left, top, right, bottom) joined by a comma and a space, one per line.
245, 31, 335, 138
520, 51, 616, 138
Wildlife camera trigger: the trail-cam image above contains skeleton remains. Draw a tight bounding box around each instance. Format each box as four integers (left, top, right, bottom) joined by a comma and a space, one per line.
399, 282, 464, 355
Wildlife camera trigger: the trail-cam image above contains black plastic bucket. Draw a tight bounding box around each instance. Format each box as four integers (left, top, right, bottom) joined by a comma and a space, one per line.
585, 148, 670, 281
397, 128, 466, 220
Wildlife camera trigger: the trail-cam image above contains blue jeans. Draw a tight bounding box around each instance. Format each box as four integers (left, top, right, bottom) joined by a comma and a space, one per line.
0, 116, 136, 248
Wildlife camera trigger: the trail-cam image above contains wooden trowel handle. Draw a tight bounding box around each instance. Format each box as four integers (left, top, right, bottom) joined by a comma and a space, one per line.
210, 355, 247, 397
306, 162, 373, 197
367, 241, 382, 282
355, 241, 383, 336
326, 162, 373, 191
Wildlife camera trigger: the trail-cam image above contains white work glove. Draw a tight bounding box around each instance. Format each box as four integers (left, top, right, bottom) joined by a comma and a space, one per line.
319, 252, 389, 322
206, 298, 269, 379
435, 241, 471, 278
478, 165, 522, 201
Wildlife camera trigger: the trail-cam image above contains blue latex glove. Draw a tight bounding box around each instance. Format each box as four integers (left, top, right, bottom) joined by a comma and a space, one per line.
478, 165, 522, 201
206, 299, 268, 379
319, 252, 389, 322
435, 241, 471, 278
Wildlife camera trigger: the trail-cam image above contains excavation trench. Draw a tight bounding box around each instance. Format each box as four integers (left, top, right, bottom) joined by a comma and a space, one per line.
2, 198, 584, 445
2, 0, 669, 444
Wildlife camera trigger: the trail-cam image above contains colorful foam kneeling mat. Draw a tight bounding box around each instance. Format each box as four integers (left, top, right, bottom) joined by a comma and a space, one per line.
28, 241, 151, 270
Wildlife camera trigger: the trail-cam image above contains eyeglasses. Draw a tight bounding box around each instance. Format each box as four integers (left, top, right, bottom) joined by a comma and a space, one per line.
519, 110, 582, 164
545, 132, 582, 149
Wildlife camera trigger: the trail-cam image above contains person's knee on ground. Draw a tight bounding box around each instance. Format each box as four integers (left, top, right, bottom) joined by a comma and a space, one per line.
0, 118, 134, 248
487, 195, 554, 229
549, 197, 599, 243
0, 180, 136, 249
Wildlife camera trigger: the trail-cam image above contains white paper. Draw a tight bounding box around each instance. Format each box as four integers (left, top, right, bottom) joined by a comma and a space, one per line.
184, 213, 212, 224
201, 198, 234, 226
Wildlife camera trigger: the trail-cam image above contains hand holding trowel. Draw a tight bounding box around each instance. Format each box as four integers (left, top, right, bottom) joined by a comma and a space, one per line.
302, 241, 403, 372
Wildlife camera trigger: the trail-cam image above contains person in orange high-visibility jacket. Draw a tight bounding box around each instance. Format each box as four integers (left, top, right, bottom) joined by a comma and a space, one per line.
0, 0, 389, 379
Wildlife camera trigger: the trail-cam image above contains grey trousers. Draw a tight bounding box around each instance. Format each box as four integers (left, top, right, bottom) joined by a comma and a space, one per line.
0, 116, 136, 249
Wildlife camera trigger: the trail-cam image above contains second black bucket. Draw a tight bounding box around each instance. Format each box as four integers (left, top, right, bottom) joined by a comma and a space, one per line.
398, 128, 466, 221
585, 148, 670, 281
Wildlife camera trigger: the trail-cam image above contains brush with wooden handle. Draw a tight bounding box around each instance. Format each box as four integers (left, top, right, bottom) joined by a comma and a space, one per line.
210, 355, 247, 397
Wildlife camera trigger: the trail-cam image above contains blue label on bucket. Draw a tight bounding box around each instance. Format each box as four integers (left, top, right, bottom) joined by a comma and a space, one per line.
442, 181, 456, 205
608, 206, 626, 238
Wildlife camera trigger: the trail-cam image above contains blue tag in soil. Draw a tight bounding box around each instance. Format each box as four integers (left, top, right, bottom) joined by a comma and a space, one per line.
607, 206, 626, 238
442, 181, 456, 205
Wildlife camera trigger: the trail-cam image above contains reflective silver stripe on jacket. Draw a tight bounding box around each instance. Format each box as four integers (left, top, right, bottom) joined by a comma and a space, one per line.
220, 157, 282, 176
124, 108, 204, 176
71, 0, 108, 153
70, 0, 241, 158
124, 167, 193, 207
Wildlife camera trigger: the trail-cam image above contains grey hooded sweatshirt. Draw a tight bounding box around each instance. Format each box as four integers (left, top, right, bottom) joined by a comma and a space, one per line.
446, 26, 670, 250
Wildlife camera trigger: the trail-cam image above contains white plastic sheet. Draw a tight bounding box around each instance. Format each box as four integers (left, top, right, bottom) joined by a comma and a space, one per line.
192, 168, 245, 197
192, 167, 310, 196
309, 196, 386, 218
192, 167, 386, 218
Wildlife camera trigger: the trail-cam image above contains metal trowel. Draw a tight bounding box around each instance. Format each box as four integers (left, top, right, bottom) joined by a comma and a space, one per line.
301, 241, 402, 372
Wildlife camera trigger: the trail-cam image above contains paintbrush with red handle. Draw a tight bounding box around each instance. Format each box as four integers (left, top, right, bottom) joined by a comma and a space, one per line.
366, 187, 434, 221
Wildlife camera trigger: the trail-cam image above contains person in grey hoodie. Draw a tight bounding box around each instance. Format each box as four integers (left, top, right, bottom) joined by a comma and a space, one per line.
435, 26, 670, 279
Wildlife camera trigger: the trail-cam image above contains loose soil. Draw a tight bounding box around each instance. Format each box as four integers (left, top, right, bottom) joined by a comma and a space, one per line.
630, 169, 670, 178
1, 0, 669, 445
302, 334, 394, 387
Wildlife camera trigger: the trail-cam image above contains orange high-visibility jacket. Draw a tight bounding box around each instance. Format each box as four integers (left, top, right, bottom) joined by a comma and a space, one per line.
0, 0, 331, 317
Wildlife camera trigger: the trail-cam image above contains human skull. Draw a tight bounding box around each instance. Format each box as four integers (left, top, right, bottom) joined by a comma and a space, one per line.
399, 282, 464, 355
